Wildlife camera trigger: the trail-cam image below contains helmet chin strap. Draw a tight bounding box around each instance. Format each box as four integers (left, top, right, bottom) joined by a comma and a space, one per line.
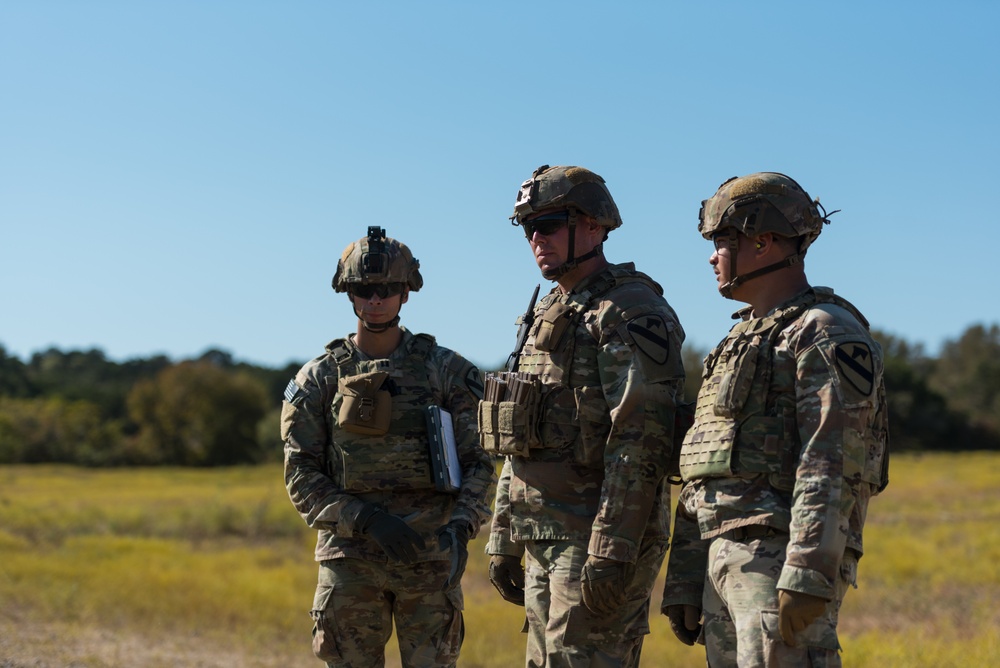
542, 209, 603, 281
350, 295, 402, 332
359, 314, 400, 332
717, 228, 804, 299
719, 254, 803, 299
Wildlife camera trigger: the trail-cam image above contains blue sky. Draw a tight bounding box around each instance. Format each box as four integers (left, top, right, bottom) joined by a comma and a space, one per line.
2, 2, 998, 372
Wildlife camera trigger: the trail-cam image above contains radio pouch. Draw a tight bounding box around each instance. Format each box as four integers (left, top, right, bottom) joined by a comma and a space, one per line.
338, 370, 392, 436
533, 302, 576, 352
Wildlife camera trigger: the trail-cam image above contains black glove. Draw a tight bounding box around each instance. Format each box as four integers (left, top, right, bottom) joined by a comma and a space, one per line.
488, 554, 525, 606
362, 510, 426, 564
580, 556, 629, 616
663, 604, 702, 646
436, 520, 473, 590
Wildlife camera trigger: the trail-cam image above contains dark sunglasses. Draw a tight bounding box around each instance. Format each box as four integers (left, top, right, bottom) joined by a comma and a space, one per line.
351, 283, 405, 299
522, 212, 569, 239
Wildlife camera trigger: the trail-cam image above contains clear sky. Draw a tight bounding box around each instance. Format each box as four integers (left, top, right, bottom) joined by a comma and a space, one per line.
2, 2, 998, 372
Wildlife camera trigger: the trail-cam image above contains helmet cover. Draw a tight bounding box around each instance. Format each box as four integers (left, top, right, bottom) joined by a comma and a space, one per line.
333, 227, 423, 293
698, 172, 828, 252
511, 164, 622, 230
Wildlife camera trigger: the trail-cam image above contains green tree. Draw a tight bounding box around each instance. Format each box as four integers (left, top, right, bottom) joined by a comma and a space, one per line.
26, 347, 170, 420
126, 362, 269, 466
0, 344, 34, 397
929, 323, 1000, 433
0, 396, 122, 464
874, 330, 1000, 451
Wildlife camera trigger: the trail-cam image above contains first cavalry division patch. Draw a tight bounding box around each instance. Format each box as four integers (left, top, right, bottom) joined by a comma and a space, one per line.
833, 342, 875, 397
465, 366, 484, 400
626, 314, 671, 365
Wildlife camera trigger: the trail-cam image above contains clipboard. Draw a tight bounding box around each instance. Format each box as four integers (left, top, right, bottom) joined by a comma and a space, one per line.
426, 405, 462, 494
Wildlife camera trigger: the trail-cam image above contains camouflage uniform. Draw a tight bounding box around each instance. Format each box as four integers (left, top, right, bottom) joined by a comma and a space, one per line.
662, 174, 889, 668
486, 263, 686, 667
283, 231, 495, 668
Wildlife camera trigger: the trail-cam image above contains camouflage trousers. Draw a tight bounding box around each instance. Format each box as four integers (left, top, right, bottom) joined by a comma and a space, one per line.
702, 532, 857, 668
522, 538, 668, 668
310, 558, 464, 668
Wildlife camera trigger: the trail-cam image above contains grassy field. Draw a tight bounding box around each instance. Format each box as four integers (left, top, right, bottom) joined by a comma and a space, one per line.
1, 452, 999, 667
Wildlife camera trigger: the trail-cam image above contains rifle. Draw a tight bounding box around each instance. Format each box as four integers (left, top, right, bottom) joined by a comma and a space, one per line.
505, 284, 540, 372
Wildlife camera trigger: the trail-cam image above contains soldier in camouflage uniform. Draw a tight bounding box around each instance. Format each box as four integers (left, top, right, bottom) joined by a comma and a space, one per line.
661, 173, 889, 667
282, 227, 496, 668
482, 165, 686, 667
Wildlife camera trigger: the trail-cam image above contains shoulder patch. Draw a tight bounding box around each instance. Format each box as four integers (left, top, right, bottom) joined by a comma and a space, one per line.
283, 378, 303, 404
626, 314, 672, 365
465, 366, 484, 401
833, 342, 875, 397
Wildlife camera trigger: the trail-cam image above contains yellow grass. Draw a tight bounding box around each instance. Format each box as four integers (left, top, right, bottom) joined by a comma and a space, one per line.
1, 453, 999, 666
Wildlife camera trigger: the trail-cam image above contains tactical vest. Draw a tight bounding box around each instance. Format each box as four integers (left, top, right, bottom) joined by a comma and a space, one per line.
481, 266, 663, 466
324, 333, 439, 493
678, 287, 888, 491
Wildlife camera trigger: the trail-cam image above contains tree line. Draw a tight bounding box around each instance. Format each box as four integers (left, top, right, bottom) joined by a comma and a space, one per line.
1, 323, 998, 466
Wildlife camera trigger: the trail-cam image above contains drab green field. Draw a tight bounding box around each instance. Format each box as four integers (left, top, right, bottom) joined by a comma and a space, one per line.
2, 453, 999, 667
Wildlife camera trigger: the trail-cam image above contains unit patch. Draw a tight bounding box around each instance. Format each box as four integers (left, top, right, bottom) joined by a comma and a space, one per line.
834, 342, 875, 397
626, 314, 671, 365
466, 366, 484, 400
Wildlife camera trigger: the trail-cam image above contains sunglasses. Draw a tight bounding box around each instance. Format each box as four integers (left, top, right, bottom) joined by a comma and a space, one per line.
522, 212, 569, 239
351, 283, 405, 299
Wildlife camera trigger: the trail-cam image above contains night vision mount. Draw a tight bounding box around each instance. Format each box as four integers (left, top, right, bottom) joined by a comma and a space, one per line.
362, 226, 388, 278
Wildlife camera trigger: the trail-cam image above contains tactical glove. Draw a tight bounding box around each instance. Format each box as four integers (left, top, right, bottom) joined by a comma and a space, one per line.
435, 520, 473, 590
362, 510, 426, 564
778, 589, 828, 646
488, 554, 525, 606
580, 555, 629, 616
662, 604, 702, 646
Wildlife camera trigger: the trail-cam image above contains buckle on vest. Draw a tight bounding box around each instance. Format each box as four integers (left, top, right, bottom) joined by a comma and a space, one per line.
357, 398, 375, 422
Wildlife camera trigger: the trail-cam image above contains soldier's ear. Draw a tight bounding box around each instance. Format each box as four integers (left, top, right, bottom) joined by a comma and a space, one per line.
753, 233, 775, 254
400, 288, 409, 305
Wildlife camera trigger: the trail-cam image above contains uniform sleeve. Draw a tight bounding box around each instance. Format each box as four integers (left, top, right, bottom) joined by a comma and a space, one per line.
777, 331, 878, 600
588, 308, 685, 563
439, 352, 497, 536
662, 483, 709, 608
281, 364, 374, 537
486, 457, 523, 557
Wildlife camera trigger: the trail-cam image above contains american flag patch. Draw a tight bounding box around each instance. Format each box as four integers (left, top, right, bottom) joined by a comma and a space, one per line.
283, 379, 301, 403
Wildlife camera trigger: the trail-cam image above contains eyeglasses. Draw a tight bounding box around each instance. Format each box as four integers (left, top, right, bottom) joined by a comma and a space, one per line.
522, 212, 569, 239
712, 232, 736, 251
351, 283, 405, 299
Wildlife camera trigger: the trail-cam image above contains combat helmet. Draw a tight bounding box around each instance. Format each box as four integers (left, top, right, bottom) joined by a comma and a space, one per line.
699, 172, 834, 298
333, 226, 421, 331
510, 165, 621, 280
333, 226, 423, 293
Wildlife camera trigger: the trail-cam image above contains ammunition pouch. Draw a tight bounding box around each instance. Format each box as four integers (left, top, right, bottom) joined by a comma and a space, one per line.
338, 371, 392, 436
479, 373, 540, 456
